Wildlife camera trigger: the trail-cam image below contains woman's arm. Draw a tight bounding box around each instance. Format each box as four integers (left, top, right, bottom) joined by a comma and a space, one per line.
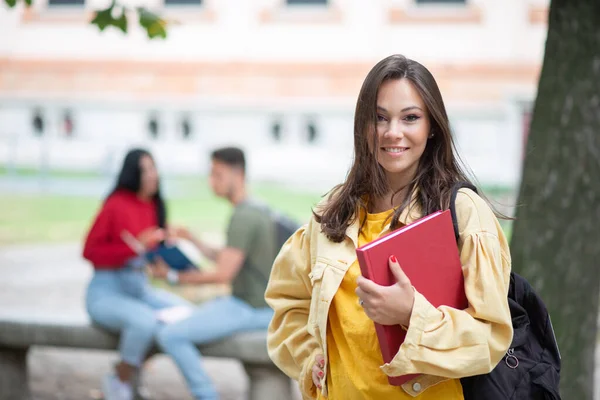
83, 197, 164, 267
381, 189, 513, 378
265, 219, 322, 399
83, 201, 138, 267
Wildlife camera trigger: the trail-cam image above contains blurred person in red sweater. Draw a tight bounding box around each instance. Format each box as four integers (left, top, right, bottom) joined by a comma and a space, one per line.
83, 148, 189, 400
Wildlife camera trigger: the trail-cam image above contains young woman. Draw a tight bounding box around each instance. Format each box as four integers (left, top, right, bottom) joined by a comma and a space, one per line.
265, 55, 513, 399
83, 148, 188, 400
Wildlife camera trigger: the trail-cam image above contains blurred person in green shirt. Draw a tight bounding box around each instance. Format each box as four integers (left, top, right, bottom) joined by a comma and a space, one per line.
150, 147, 284, 400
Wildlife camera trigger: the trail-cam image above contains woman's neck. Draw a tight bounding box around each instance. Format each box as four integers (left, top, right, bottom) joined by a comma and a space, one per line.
369, 186, 410, 214
136, 192, 154, 202
368, 169, 417, 213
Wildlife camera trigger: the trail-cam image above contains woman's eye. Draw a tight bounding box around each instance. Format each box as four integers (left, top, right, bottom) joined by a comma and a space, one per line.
404, 114, 420, 122
377, 114, 387, 122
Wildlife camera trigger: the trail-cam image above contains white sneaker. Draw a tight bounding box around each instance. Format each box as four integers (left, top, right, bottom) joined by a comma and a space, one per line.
102, 374, 134, 400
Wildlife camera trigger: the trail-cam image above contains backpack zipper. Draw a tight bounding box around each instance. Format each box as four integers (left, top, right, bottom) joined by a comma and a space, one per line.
505, 348, 519, 369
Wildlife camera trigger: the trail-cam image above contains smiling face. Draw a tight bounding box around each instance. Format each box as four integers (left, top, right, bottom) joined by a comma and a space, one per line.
316, 55, 466, 242
374, 78, 431, 190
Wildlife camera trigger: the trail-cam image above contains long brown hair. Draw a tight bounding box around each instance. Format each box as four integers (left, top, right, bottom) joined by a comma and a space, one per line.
314, 54, 478, 243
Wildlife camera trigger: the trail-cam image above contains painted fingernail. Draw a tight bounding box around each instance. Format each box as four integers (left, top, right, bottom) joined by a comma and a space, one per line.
318, 371, 324, 378
390, 255, 397, 263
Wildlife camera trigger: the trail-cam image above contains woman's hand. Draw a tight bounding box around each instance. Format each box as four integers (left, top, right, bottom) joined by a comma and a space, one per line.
312, 354, 325, 390
167, 225, 193, 242
120, 228, 164, 254
137, 227, 165, 248
355, 255, 415, 326
148, 256, 170, 280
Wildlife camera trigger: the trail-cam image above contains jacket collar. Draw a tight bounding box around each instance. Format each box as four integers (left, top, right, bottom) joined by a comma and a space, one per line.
345, 189, 423, 248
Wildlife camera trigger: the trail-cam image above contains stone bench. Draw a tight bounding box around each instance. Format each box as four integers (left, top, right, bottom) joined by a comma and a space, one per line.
0, 312, 292, 400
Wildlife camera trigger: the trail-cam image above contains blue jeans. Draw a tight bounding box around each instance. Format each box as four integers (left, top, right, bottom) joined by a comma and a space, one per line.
86, 265, 189, 367
157, 296, 273, 400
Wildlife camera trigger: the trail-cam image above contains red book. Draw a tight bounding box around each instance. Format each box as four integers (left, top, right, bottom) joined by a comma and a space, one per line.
356, 209, 468, 386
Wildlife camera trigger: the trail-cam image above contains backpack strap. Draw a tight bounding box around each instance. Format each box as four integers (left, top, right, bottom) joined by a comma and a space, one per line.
449, 182, 478, 241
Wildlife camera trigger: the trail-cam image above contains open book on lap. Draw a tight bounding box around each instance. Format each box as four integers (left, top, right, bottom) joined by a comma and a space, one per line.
146, 238, 203, 271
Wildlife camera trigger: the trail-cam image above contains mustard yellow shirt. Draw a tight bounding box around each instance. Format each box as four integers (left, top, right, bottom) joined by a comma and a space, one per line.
323, 208, 463, 399
265, 188, 513, 400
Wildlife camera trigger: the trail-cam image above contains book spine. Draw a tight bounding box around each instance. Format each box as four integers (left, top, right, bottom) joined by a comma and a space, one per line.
356, 250, 371, 280
373, 323, 394, 363
357, 250, 393, 364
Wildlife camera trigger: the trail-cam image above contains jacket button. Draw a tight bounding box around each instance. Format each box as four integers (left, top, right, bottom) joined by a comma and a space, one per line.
412, 382, 422, 392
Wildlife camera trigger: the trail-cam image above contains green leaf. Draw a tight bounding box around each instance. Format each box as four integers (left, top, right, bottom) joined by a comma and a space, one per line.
114, 9, 127, 34
5, 0, 17, 8
90, 2, 128, 35
138, 7, 167, 39
90, 4, 115, 31
24, 0, 32, 7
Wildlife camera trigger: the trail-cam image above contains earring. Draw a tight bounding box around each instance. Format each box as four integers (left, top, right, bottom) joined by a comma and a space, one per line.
429, 133, 435, 139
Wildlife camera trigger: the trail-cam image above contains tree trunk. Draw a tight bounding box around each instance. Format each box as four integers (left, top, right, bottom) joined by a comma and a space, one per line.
510, 1, 600, 399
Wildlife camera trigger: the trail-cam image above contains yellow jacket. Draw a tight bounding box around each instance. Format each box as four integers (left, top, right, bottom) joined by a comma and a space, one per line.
265, 188, 513, 399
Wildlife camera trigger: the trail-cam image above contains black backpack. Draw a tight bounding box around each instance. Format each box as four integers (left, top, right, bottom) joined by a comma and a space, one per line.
271, 210, 301, 251
244, 199, 300, 252
450, 183, 562, 400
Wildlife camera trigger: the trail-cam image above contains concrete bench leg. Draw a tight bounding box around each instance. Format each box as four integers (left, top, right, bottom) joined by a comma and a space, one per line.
0, 346, 30, 400
243, 363, 292, 400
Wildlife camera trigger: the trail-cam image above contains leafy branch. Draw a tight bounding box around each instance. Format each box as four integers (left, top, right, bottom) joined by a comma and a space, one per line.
5, 0, 31, 7
91, 1, 169, 39
3, 0, 169, 39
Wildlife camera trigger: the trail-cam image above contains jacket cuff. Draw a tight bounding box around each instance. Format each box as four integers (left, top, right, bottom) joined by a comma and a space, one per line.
381, 290, 440, 375
299, 350, 319, 399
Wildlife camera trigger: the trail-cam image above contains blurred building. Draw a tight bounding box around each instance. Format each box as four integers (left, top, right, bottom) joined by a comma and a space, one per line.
0, 0, 549, 190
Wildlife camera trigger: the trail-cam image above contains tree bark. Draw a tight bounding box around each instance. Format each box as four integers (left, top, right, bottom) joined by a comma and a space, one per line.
510, 1, 600, 399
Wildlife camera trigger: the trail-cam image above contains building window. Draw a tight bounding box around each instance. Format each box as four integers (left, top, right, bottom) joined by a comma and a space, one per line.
286, 0, 328, 5
32, 109, 45, 137
165, 0, 202, 6
47, 0, 85, 6
271, 120, 282, 142
62, 110, 74, 138
306, 120, 318, 144
148, 115, 160, 139
415, 0, 466, 4
181, 116, 193, 139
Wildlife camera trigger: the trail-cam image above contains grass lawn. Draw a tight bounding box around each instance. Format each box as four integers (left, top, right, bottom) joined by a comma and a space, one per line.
0, 179, 324, 245
0, 172, 513, 245
0, 166, 101, 179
